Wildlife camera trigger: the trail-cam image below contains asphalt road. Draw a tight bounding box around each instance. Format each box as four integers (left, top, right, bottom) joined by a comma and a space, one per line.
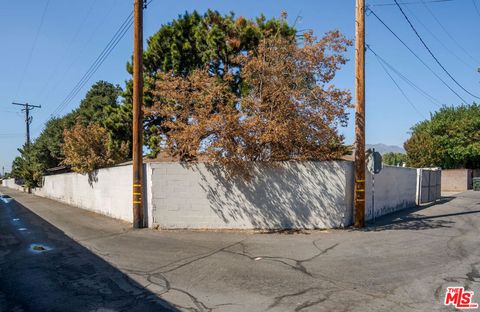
0, 186, 479, 311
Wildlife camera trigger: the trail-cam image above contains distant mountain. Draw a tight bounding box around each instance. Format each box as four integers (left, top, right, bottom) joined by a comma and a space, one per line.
366, 143, 405, 155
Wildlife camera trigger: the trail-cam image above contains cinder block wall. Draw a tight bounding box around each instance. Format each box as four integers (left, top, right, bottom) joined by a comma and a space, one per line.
3, 161, 425, 229
147, 161, 354, 229
1, 179, 25, 191
365, 166, 418, 221
441, 169, 472, 192
32, 165, 133, 222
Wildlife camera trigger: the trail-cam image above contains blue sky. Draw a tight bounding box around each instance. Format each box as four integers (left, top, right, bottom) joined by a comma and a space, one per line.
1, 0, 479, 172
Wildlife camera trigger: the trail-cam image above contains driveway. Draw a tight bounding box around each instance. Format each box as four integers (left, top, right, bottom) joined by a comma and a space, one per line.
0, 186, 479, 311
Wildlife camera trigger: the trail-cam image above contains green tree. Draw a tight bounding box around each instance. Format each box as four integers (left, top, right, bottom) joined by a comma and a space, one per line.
75, 80, 132, 157
34, 117, 73, 169
404, 104, 480, 168
76, 81, 122, 124
11, 145, 44, 188
12, 80, 131, 182
124, 10, 296, 156
382, 152, 407, 166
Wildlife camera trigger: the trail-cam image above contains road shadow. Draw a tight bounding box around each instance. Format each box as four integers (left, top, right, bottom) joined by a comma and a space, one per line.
361, 196, 464, 231
0, 199, 178, 312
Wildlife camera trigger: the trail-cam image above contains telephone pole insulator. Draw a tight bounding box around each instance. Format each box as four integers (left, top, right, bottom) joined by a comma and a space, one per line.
11, 102, 41, 147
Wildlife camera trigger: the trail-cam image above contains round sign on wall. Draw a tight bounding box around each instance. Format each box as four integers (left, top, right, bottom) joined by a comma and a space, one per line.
367, 150, 382, 174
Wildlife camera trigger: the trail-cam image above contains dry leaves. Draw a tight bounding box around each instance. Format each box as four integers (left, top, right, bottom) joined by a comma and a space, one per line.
63, 122, 129, 173
146, 30, 352, 175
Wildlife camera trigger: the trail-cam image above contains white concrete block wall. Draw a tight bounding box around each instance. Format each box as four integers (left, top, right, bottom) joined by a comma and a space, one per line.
148, 161, 354, 229
1, 179, 25, 191
365, 165, 418, 221
32, 165, 133, 222
2, 161, 426, 228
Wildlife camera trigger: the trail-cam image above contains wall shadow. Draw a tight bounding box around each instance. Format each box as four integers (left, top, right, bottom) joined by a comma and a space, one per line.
0, 198, 178, 312
87, 169, 99, 187
185, 161, 351, 229
362, 196, 458, 231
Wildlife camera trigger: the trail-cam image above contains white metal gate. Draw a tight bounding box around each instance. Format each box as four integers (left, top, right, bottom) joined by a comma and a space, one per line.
416, 168, 441, 205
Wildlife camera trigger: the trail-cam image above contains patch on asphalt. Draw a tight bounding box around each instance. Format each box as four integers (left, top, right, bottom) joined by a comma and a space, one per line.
29, 244, 52, 253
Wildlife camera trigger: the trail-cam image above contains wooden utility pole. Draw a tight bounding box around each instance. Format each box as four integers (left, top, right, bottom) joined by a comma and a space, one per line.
354, 0, 366, 228
132, 0, 144, 229
11, 102, 41, 147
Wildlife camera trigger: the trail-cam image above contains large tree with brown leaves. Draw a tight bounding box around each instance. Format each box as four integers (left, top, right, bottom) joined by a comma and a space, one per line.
146, 28, 352, 171
62, 122, 129, 174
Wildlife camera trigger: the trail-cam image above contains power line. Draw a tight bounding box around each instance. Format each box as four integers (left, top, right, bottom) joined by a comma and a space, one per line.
40, 0, 121, 106
473, 0, 480, 18
49, 12, 134, 117
367, 44, 444, 107
367, 6, 468, 104
368, 46, 427, 118
31, 0, 124, 135
421, 0, 480, 64
37, 0, 99, 101
394, 0, 480, 100
403, 5, 475, 69
48, 0, 153, 118
370, 0, 455, 6
13, 0, 50, 100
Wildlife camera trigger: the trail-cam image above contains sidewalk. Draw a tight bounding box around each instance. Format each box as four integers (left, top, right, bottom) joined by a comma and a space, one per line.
1, 186, 479, 311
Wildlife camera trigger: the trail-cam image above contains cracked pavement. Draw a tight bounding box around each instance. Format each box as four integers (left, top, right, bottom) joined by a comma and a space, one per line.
1, 186, 479, 311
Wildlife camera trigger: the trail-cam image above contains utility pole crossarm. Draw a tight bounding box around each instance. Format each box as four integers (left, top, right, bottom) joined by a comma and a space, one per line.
12, 102, 41, 109
11, 102, 41, 146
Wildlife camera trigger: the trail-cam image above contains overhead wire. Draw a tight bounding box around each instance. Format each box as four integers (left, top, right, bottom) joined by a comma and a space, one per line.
472, 0, 480, 18
370, 0, 455, 6
32, 0, 127, 136
403, 5, 475, 69
421, 0, 480, 64
367, 45, 427, 118
367, 6, 468, 104
37, 0, 99, 101
49, 12, 134, 117
367, 44, 444, 108
48, 0, 153, 118
40, 0, 120, 107
13, 0, 51, 101
393, 0, 480, 100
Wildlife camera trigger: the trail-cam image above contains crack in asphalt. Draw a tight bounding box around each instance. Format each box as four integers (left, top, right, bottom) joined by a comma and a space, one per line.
218, 240, 420, 310
159, 240, 245, 275
222, 240, 340, 277
6, 187, 480, 311
294, 296, 330, 312
79, 230, 132, 243
117, 240, 252, 312
144, 272, 211, 312
267, 287, 331, 310
116, 239, 340, 311
466, 261, 480, 282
